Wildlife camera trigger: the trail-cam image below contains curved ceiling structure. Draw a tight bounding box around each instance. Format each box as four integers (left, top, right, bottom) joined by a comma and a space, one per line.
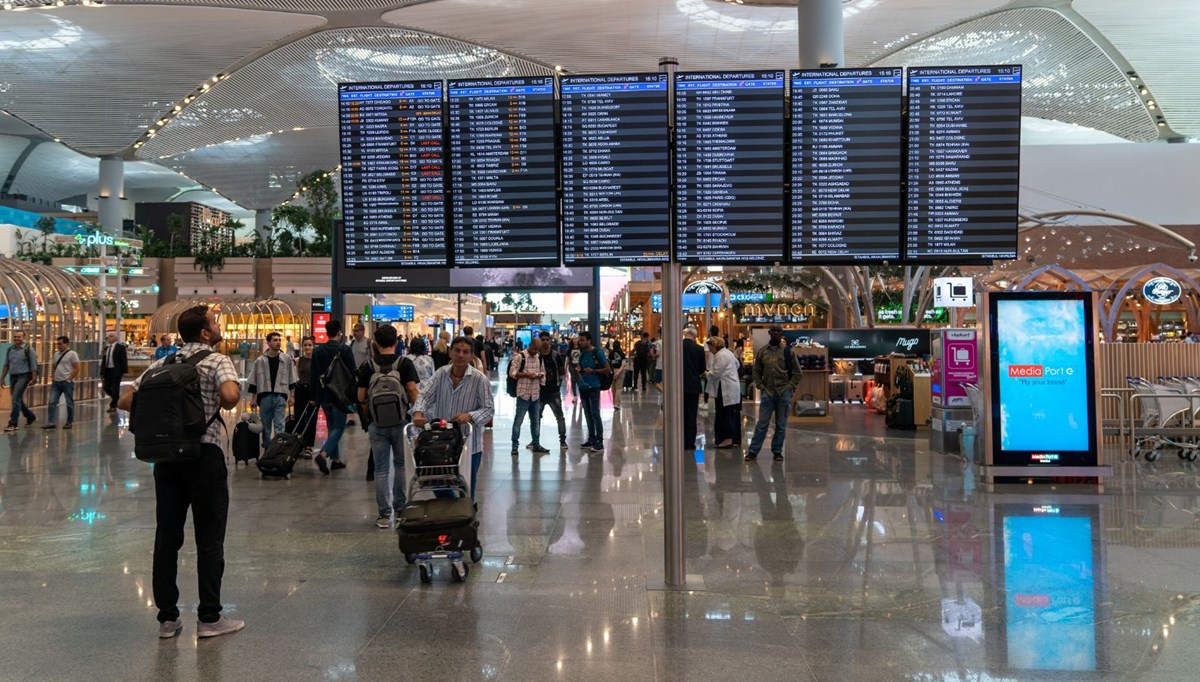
0, 0, 1194, 214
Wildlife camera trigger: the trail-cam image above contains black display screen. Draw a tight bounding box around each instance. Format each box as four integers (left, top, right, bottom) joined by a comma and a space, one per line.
447, 76, 559, 266
674, 71, 786, 263
904, 65, 1022, 263
790, 68, 903, 263
338, 81, 447, 267
561, 73, 671, 265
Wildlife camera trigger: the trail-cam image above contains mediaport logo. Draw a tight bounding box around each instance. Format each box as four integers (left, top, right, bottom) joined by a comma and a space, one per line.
1007, 364, 1075, 378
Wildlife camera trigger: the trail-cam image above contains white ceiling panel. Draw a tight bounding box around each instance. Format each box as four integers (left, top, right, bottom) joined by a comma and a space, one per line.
843, 0, 1013, 66
8, 142, 100, 203
158, 127, 340, 208
874, 7, 1157, 142
106, 0, 426, 10
1074, 0, 1200, 136
139, 27, 551, 160
0, 6, 325, 155
0, 136, 35, 184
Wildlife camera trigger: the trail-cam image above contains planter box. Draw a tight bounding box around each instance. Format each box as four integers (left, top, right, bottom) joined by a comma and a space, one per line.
174, 257, 257, 296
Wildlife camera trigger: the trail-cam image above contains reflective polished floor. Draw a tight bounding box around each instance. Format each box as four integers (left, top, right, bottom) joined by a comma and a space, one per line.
2, 371, 1199, 681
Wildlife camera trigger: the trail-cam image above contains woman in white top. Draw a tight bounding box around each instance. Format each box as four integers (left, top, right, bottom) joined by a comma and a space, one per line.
707, 336, 742, 448
407, 337, 435, 386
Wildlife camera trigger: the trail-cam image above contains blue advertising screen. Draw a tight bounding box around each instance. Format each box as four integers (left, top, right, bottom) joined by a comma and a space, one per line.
1002, 514, 1097, 671
989, 293, 1097, 466
371, 305, 414, 322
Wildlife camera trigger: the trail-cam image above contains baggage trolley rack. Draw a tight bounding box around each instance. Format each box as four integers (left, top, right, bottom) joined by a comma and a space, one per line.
402, 423, 482, 583
1126, 377, 1200, 463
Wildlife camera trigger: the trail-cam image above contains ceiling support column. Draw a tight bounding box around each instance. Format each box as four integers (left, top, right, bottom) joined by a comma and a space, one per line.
798, 0, 845, 69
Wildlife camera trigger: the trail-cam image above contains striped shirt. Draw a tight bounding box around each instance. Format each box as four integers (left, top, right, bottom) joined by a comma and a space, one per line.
508, 350, 544, 401
412, 363, 494, 455
132, 342, 239, 446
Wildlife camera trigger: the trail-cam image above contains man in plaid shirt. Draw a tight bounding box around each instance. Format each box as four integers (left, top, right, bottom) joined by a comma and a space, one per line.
119, 305, 244, 640
509, 336, 548, 458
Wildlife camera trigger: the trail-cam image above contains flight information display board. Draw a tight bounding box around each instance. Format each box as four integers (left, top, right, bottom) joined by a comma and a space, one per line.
790, 68, 903, 263
447, 76, 559, 266
338, 81, 447, 267
904, 65, 1023, 263
674, 71, 786, 263
561, 73, 670, 265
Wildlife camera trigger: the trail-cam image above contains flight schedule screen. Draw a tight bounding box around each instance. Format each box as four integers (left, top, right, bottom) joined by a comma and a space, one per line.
791, 68, 903, 263
561, 73, 670, 265
905, 65, 1022, 262
674, 71, 786, 263
338, 81, 447, 267
448, 76, 559, 266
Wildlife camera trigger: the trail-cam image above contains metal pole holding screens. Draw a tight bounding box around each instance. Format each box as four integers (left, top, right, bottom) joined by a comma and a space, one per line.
660, 55, 686, 589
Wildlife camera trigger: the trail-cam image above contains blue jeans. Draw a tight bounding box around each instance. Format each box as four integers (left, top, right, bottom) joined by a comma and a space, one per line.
319, 403, 348, 461
580, 387, 602, 445
512, 396, 541, 447
8, 373, 35, 425
47, 380, 75, 425
748, 389, 792, 457
258, 394, 287, 449
368, 423, 407, 517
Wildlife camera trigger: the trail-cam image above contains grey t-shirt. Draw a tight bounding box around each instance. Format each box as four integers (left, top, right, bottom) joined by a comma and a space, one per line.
52, 350, 80, 382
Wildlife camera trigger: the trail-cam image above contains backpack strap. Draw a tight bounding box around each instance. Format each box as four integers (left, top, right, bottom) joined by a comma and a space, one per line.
175, 349, 223, 431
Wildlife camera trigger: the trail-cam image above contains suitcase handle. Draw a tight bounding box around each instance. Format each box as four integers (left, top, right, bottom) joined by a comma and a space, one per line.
287, 403, 319, 436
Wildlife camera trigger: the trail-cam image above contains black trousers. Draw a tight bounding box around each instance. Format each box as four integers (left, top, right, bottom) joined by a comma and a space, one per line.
153, 444, 229, 624
102, 370, 122, 407
539, 389, 567, 438
634, 359, 650, 391
684, 392, 701, 450
714, 385, 741, 445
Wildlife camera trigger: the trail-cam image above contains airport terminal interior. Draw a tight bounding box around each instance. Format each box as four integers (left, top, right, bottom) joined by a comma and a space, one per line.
3, 0, 1200, 680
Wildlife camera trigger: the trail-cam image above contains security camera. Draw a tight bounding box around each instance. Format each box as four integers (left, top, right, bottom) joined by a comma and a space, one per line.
1190, 250, 1198, 263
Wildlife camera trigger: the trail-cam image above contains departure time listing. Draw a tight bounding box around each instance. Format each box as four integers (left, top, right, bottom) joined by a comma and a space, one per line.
448, 76, 559, 266
338, 81, 447, 267
674, 71, 786, 264
562, 73, 670, 265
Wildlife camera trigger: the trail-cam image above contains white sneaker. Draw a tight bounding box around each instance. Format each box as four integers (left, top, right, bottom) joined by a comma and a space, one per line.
196, 615, 245, 639
376, 516, 391, 529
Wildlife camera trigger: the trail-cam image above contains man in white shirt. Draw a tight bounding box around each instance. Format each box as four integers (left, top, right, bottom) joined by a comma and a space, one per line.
44, 335, 80, 429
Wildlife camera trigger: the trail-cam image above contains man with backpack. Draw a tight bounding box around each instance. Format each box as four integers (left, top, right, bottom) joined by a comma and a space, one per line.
309, 319, 357, 475
508, 335, 548, 458
573, 331, 610, 453
745, 324, 803, 462
356, 324, 420, 529
117, 305, 244, 639
632, 332, 651, 393
248, 332, 298, 452
1, 329, 38, 431
536, 331, 567, 448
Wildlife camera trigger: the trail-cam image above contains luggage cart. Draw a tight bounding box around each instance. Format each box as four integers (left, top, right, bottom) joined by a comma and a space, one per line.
400, 422, 483, 583
1128, 377, 1200, 462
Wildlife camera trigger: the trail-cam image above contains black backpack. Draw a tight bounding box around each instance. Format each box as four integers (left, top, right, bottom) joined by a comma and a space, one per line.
505, 354, 527, 398
130, 350, 219, 463
320, 345, 356, 413
591, 350, 613, 391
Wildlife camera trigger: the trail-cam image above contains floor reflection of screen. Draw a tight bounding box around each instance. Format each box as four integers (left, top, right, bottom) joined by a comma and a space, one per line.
1002, 515, 1096, 670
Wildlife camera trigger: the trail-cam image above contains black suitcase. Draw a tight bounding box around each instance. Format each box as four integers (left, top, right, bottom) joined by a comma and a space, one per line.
257, 405, 315, 478
623, 369, 635, 391
397, 497, 479, 555
232, 421, 259, 465
413, 425, 465, 467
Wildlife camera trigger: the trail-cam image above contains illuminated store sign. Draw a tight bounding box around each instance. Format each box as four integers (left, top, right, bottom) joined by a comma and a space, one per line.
1142, 277, 1181, 305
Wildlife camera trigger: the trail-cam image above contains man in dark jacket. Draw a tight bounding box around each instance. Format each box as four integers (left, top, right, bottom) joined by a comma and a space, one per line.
682, 327, 707, 450
536, 331, 568, 448
308, 319, 357, 475
746, 324, 803, 462
102, 330, 129, 412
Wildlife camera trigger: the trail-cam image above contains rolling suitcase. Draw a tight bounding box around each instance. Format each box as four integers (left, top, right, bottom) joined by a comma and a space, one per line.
257, 405, 316, 479
232, 419, 259, 465
847, 379, 865, 404
624, 368, 635, 391
398, 496, 479, 556
829, 377, 846, 403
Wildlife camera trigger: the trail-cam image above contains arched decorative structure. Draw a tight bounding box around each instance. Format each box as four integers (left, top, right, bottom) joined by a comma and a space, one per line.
148, 296, 310, 355
0, 256, 102, 404
1012, 264, 1094, 292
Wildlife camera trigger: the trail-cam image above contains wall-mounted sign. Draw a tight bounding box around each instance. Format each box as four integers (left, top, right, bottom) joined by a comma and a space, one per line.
988, 292, 1098, 468
684, 279, 722, 295
934, 277, 974, 308
782, 328, 930, 358
876, 305, 948, 324
1142, 277, 1182, 305
371, 305, 415, 322
729, 292, 769, 303
651, 292, 722, 313
932, 329, 978, 407
312, 312, 331, 344
736, 300, 819, 324
311, 297, 329, 313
